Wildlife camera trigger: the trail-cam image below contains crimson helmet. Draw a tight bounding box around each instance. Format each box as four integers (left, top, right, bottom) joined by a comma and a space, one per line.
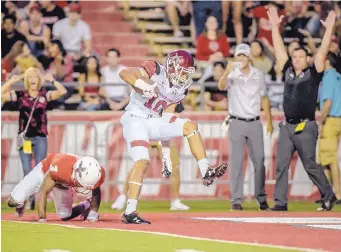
165, 49, 195, 91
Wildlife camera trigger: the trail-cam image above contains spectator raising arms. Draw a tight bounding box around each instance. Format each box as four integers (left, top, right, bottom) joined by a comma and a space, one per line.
1, 14, 27, 59
40, 0, 66, 34
0, 68, 67, 210
196, 16, 230, 62
19, 4, 51, 58
78, 56, 103, 111
52, 3, 92, 59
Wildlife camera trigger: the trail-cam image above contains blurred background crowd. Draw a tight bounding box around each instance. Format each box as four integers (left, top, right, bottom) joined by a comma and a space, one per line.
1, 0, 341, 112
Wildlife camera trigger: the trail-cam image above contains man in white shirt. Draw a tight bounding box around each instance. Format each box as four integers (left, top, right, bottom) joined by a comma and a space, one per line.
218, 43, 274, 211
100, 48, 130, 111
52, 3, 92, 58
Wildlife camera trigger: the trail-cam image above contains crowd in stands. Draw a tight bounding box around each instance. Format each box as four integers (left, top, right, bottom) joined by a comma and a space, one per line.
2, 0, 341, 112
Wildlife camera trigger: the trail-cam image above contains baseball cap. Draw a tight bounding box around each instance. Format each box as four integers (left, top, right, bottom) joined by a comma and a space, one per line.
234, 43, 251, 57
69, 3, 81, 13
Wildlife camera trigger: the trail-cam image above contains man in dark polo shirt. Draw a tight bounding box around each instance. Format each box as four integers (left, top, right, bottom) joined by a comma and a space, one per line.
267, 7, 337, 211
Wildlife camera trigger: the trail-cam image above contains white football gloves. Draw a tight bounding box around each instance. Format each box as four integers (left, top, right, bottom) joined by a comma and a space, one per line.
134, 79, 157, 99
86, 210, 99, 222
159, 142, 172, 178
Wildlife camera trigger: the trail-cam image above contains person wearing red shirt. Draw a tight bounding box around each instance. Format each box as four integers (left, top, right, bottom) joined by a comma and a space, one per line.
7, 153, 105, 223
196, 16, 230, 62
249, 3, 285, 46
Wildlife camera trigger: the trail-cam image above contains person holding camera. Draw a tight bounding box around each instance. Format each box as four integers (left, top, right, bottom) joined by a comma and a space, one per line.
218, 43, 274, 211
1, 67, 67, 210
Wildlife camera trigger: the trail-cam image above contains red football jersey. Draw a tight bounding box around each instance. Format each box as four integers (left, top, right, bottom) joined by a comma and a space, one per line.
41, 153, 105, 188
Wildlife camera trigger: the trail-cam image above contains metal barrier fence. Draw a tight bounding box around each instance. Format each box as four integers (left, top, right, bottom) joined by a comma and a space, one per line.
3, 117, 339, 201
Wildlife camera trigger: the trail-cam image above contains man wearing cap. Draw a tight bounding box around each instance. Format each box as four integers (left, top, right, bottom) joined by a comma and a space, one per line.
267, 6, 336, 211
318, 52, 341, 205
218, 43, 273, 211
52, 3, 92, 59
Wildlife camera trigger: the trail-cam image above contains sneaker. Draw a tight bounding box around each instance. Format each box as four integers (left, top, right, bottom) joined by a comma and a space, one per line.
317, 195, 337, 211
258, 201, 270, 211
174, 30, 184, 37
121, 212, 151, 224
336, 199, 341, 205
202, 163, 228, 186
15, 202, 26, 217
231, 203, 243, 211
170, 200, 190, 211
270, 205, 288, 211
111, 194, 127, 210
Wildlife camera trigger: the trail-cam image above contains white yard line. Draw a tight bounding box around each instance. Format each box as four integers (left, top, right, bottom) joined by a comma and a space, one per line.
3, 220, 326, 252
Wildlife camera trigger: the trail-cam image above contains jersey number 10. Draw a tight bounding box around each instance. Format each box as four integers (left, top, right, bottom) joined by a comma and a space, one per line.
144, 96, 168, 114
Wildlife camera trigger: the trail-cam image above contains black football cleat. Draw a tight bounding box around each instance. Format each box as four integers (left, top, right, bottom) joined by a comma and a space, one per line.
202, 163, 228, 186
121, 212, 151, 224
258, 201, 270, 211
270, 205, 288, 211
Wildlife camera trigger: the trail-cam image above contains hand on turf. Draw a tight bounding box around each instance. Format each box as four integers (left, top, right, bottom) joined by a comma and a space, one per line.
86, 210, 99, 222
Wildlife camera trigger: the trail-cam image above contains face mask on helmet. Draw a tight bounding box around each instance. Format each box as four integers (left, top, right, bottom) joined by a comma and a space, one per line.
165, 52, 195, 91
72, 157, 102, 194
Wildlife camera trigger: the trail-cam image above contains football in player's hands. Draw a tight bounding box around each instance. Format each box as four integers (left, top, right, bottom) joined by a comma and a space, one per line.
134, 77, 159, 96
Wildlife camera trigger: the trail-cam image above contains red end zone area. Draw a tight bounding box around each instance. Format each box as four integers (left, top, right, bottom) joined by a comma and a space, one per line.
3, 212, 341, 252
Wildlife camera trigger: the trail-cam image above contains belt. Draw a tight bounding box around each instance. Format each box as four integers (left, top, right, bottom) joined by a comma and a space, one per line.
230, 115, 260, 122
327, 115, 341, 118
286, 118, 314, 124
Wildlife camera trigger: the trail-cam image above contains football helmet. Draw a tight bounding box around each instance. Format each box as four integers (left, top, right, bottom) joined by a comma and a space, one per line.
72, 156, 102, 194
165, 49, 195, 91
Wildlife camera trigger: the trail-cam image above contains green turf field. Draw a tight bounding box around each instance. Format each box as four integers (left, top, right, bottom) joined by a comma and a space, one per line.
2, 200, 340, 252
1, 221, 297, 252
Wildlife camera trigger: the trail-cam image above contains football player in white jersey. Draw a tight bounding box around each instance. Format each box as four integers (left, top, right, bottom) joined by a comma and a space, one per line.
118, 50, 228, 224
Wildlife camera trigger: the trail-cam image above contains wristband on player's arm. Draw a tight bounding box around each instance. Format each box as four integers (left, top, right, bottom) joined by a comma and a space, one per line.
134, 78, 150, 90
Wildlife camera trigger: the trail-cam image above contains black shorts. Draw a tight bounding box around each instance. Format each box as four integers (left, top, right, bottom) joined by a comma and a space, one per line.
165, 9, 191, 26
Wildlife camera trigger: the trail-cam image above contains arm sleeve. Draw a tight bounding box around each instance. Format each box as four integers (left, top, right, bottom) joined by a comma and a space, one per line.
259, 72, 266, 96
94, 167, 105, 189
141, 60, 160, 78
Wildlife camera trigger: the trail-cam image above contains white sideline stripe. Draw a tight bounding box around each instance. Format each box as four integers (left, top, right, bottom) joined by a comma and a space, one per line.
4, 220, 325, 252
190, 217, 341, 224
306, 224, 341, 230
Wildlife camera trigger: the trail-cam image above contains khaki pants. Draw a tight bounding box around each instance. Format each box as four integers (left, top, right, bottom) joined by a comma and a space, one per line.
318, 117, 341, 166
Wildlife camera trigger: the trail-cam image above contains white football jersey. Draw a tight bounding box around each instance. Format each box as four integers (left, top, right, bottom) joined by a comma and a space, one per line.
125, 62, 186, 117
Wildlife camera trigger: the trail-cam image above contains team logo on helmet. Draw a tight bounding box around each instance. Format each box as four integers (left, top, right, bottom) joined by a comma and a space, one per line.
165, 50, 195, 92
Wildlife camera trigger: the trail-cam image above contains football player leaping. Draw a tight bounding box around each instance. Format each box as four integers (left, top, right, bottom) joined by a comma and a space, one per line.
119, 49, 228, 224
7, 153, 105, 223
